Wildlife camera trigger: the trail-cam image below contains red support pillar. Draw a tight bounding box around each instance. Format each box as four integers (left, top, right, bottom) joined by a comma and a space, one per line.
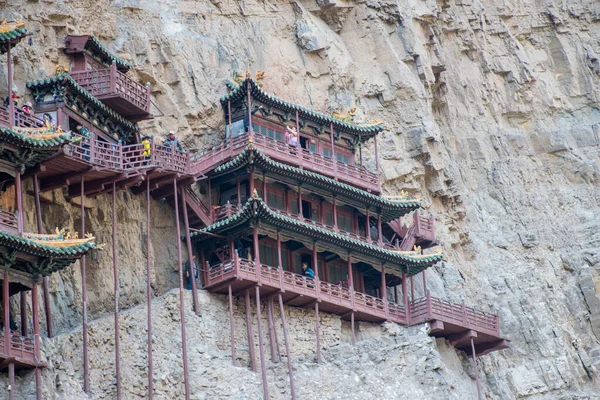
34, 174, 53, 338
146, 178, 154, 399
402, 273, 409, 324
332, 196, 338, 232
365, 208, 371, 243
410, 276, 415, 301
253, 226, 260, 282
8, 363, 14, 400
3, 271, 10, 356
245, 289, 256, 372
228, 100, 232, 138
247, 81, 254, 137
228, 285, 236, 366
112, 182, 122, 399
236, 175, 241, 207
255, 287, 269, 399
20, 291, 27, 336
277, 293, 296, 399
80, 176, 90, 394
296, 111, 302, 166
377, 212, 383, 246
173, 179, 191, 400
32, 280, 42, 400
267, 296, 279, 363
423, 270, 427, 294
297, 184, 303, 220
262, 173, 267, 199
181, 186, 199, 315
471, 337, 482, 400
15, 171, 23, 233
249, 171, 255, 196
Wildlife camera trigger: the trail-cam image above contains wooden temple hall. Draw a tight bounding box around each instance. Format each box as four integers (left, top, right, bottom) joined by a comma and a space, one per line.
0, 20, 508, 400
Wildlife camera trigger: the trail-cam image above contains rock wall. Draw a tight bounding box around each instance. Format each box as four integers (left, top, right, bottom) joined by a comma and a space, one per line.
1, 0, 600, 398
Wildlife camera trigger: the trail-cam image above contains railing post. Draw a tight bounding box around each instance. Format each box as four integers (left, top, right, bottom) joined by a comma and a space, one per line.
89, 135, 96, 164
330, 122, 337, 179
7, 45, 15, 127
234, 250, 240, 274
462, 300, 468, 327
110, 62, 117, 93
119, 141, 124, 170
226, 201, 232, 218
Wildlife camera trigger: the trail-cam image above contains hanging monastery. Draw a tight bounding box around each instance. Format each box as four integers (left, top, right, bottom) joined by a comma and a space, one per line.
0, 20, 508, 399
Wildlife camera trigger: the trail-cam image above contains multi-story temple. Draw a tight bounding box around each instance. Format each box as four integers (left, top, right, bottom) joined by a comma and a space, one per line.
0, 22, 507, 400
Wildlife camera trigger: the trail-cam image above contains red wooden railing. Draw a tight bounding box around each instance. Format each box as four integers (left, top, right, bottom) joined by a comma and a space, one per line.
65, 134, 190, 174
0, 209, 19, 234
204, 257, 499, 334
409, 292, 500, 336
189, 133, 380, 192
70, 65, 150, 112
0, 330, 36, 363
0, 105, 46, 129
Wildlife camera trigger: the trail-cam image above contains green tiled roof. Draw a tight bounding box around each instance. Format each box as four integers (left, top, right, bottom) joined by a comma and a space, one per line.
0, 231, 98, 276
85, 36, 132, 71
189, 196, 442, 276
220, 78, 384, 138
211, 145, 420, 221
0, 25, 27, 54
26, 73, 138, 136
0, 126, 72, 148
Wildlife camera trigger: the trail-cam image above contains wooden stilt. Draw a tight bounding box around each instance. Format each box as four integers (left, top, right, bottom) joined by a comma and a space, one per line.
4, 272, 13, 400
181, 186, 199, 315
146, 178, 154, 400
228, 285, 236, 366
34, 173, 53, 338
471, 337, 482, 400
277, 294, 296, 399
81, 176, 90, 394
8, 363, 15, 400
32, 281, 42, 400
20, 291, 27, 336
245, 289, 257, 372
255, 287, 269, 399
112, 182, 121, 399
173, 179, 191, 400
266, 296, 280, 362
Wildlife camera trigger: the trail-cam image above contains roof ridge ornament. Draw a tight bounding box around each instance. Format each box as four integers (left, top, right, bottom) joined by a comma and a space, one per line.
0, 19, 25, 33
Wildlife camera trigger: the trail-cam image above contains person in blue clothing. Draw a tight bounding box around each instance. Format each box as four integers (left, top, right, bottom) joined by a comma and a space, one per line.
184, 255, 198, 290
164, 130, 184, 152
301, 262, 314, 278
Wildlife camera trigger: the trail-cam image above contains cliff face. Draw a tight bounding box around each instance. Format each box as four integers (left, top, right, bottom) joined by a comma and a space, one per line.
1, 0, 600, 398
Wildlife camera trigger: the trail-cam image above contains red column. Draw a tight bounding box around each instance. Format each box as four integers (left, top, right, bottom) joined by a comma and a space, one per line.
253, 226, 261, 282
332, 197, 338, 232
402, 273, 409, 324
15, 171, 23, 233
377, 212, 383, 246
330, 123, 337, 179
236, 175, 241, 207
146, 178, 154, 399
365, 208, 371, 243
297, 184, 303, 220
255, 287, 269, 399
181, 186, 199, 314
228, 100, 232, 138
247, 82, 253, 137
32, 280, 42, 399
80, 176, 90, 394
262, 173, 267, 199
20, 292, 27, 337
112, 182, 121, 399
245, 289, 256, 372
173, 179, 191, 400
296, 110, 302, 166
34, 174, 53, 338
277, 293, 296, 399
423, 270, 427, 294
3, 272, 10, 355
228, 284, 236, 366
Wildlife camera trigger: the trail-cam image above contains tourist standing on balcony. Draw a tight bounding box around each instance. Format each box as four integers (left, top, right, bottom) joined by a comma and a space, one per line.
164, 130, 183, 152
21, 102, 33, 116
302, 262, 315, 279
285, 126, 298, 147
184, 255, 198, 290
142, 135, 152, 163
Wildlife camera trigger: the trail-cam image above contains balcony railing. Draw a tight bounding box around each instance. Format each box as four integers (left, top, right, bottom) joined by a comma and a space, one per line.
65, 134, 191, 174
0, 105, 46, 129
0, 210, 19, 234
0, 330, 36, 365
191, 133, 380, 192
70, 64, 150, 114
204, 255, 500, 335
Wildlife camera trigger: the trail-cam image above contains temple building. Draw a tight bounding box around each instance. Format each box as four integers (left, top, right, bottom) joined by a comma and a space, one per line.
0, 23, 507, 400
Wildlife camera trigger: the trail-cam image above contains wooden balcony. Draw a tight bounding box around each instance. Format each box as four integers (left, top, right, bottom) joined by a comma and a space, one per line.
205, 255, 506, 355
192, 133, 380, 193
69, 64, 151, 121
0, 330, 43, 369
205, 255, 408, 324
